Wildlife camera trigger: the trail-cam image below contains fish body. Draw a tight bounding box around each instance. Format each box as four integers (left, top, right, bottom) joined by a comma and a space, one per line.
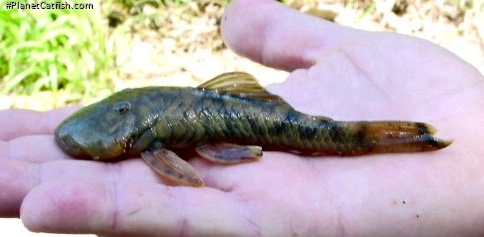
55, 72, 451, 186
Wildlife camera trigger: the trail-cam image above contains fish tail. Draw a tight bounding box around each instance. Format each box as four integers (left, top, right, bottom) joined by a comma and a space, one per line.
360, 121, 452, 153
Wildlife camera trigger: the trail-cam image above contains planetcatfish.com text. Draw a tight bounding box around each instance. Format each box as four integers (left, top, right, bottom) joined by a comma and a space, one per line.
4, 1, 94, 10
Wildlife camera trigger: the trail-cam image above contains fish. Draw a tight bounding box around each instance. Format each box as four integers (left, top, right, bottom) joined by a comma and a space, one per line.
55, 72, 451, 187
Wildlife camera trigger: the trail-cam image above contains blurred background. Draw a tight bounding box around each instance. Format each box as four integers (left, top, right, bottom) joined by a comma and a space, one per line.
1, 0, 483, 111
0, 0, 483, 236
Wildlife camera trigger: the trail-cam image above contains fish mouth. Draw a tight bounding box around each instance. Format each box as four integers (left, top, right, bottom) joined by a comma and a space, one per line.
55, 126, 126, 160
55, 133, 126, 160
55, 132, 90, 157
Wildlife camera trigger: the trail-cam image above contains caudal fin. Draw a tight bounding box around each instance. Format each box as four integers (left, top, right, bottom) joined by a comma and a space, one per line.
361, 121, 452, 154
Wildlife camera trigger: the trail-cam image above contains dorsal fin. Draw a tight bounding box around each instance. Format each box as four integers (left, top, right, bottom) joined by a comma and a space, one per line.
197, 72, 292, 107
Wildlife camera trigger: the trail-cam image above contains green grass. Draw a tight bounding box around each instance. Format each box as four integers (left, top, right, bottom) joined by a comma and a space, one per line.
0, 0, 230, 108
0, 0, 112, 106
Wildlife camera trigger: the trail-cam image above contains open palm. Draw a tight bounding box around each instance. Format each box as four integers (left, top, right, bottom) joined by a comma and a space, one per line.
2, 0, 484, 236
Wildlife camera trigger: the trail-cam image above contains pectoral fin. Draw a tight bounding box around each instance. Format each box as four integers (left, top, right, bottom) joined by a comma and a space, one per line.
195, 143, 262, 164
141, 149, 204, 187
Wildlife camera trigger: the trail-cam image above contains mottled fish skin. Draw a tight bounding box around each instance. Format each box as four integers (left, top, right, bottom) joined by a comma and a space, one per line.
55, 72, 450, 161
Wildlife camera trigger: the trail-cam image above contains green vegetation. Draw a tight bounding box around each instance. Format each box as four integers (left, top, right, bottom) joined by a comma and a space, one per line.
0, 0, 112, 106
0, 0, 231, 108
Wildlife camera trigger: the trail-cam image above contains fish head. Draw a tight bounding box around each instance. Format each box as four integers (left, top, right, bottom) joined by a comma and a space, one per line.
55, 88, 161, 160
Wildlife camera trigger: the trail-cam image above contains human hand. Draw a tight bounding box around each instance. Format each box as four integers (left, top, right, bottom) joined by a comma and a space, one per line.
2, 0, 484, 236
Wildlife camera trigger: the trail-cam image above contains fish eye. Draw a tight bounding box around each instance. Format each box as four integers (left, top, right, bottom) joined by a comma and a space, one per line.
113, 101, 131, 114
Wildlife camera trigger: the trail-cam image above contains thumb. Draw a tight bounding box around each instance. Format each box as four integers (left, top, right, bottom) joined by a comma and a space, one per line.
221, 0, 358, 71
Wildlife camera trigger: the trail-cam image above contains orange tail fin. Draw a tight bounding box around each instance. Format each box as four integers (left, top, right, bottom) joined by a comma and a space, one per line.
361, 121, 452, 153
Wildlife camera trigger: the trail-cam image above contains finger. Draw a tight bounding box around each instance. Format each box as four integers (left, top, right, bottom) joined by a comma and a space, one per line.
221, 0, 358, 71
1, 135, 72, 163
0, 158, 155, 218
0, 160, 37, 217
21, 181, 255, 236
0, 107, 79, 140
